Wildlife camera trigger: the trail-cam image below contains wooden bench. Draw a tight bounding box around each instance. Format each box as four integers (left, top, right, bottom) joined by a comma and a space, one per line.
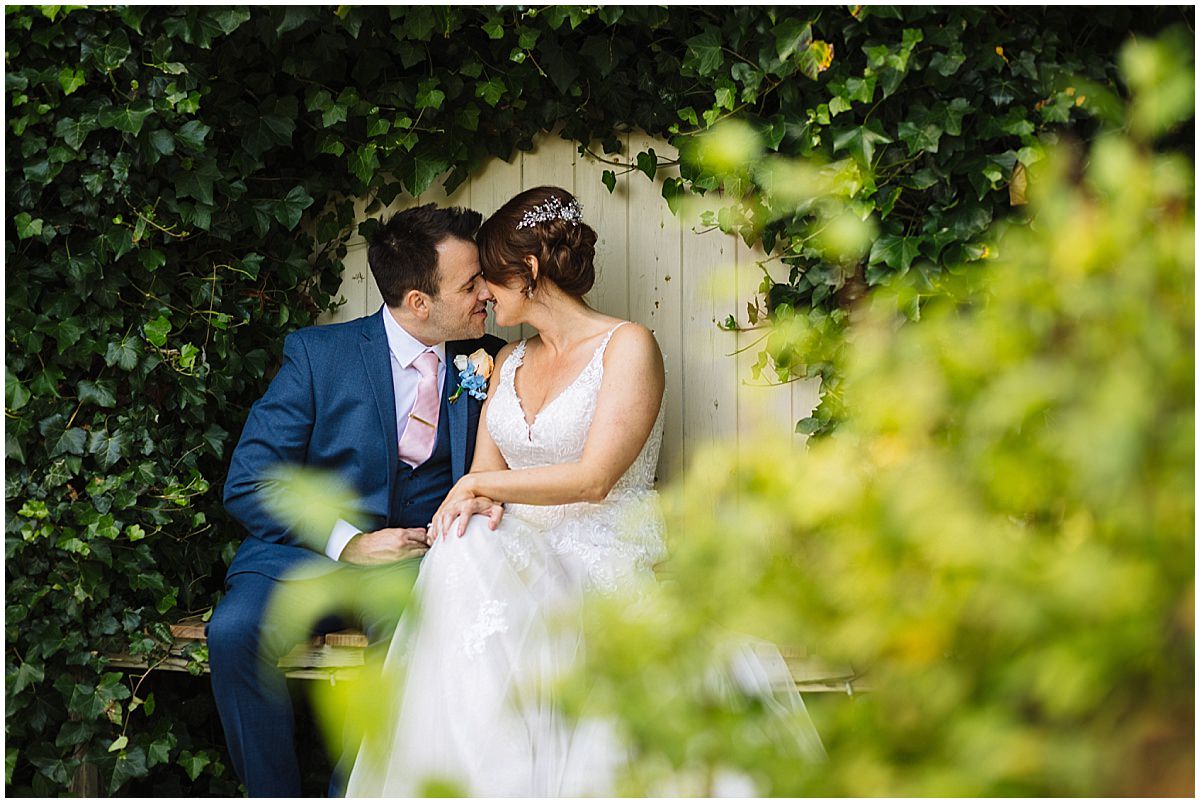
102, 617, 372, 684
85, 617, 866, 796
103, 615, 868, 694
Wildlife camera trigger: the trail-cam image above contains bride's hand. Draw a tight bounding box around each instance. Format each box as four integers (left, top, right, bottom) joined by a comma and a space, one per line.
431, 480, 504, 540
432, 497, 503, 540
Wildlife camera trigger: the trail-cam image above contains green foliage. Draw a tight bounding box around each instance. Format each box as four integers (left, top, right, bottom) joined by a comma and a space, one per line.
571, 38, 1193, 795
666, 6, 1190, 435
4, 5, 1190, 794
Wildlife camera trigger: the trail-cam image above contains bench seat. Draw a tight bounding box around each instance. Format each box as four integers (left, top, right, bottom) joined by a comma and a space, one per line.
101, 615, 868, 693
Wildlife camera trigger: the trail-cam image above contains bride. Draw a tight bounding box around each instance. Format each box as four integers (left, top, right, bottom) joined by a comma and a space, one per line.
344, 186, 815, 796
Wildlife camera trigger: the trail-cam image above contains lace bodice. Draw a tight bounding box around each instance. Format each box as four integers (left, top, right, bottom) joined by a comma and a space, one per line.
484, 322, 666, 590
488, 322, 663, 486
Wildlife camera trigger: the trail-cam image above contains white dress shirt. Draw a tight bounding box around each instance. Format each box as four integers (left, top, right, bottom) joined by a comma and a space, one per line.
324, 306, 446, 560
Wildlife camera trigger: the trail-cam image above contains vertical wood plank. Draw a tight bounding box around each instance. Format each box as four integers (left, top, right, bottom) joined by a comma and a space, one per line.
320, 195, 376, 325
679, 209, 740, 469
330, 131, 815, 481
678, 201, 741, 528
521, 133, 576, 193
470, 153, 525, 343
791, 374, 822, 447
519, 135, 577, 341
627, 133, 684, 482
735, 239, 793, 459
575, 135, 630, 322
320, 198, 370, 326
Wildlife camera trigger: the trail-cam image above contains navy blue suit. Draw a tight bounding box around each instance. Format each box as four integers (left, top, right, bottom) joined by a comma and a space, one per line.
209, 308, 504, 796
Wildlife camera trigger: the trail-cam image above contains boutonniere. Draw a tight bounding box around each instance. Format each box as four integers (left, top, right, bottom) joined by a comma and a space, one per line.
449, 348, 494, 403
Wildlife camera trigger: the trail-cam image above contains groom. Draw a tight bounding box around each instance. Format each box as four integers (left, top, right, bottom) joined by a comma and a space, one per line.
209, 204, 506, 796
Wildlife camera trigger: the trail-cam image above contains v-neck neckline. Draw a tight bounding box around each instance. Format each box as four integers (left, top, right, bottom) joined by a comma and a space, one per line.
510, 324, 624, 432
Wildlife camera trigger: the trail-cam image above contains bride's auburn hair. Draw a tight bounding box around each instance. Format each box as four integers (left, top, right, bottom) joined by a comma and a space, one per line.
476, 186, 598, 298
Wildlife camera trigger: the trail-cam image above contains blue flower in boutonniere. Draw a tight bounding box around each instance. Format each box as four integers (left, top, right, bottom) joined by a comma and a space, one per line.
449, 348, 494, 403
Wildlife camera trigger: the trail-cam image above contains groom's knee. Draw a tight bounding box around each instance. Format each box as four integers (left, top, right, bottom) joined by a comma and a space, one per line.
208, 572, 292, 676
207, 594, 262, 671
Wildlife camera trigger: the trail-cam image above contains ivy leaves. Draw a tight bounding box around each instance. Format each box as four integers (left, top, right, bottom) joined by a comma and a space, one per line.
9, 5, 349, 787
685, 29, 724, 76
677, 7, 1122, 301
57, 65, 86, 95
273, 186, 315, 231
96, 101, 154, 135
174, 119, 209, 150
77, 380, 118, 408
174, 159, 221, 206
869, 234, 922, 274
241, 98, 296, 160
14, 212, 44, 239
683, 16, 834, 100
663, 6, 1154, 440
833, 122, 893, 166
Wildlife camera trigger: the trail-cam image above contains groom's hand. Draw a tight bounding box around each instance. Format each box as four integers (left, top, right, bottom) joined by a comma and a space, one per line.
340, 528, 429, 565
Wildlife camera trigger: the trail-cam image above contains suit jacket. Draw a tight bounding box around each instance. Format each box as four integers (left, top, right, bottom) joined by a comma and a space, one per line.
222, 308, 506, 581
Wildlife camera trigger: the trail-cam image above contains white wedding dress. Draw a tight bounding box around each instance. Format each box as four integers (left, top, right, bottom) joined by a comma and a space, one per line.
344, 323, 822, 797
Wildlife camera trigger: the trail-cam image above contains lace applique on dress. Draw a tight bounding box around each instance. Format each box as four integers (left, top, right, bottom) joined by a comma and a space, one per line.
461, 599, 510, 658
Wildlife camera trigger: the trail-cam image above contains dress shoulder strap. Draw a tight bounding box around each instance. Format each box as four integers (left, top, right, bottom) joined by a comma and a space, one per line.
501, 339, 527, 383
592, 321, 630, 360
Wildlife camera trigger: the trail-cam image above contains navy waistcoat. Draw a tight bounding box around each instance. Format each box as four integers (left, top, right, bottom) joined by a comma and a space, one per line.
391, 387, 454, 529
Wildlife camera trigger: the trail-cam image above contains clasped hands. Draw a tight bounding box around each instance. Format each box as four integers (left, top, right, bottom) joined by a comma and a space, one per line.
339, 478, 503, 565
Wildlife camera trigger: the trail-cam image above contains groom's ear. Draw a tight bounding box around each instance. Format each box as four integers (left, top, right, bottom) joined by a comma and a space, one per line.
403, 288, 431, 320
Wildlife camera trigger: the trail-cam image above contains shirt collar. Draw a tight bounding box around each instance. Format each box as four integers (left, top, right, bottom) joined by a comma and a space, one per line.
381, 305, 445, 369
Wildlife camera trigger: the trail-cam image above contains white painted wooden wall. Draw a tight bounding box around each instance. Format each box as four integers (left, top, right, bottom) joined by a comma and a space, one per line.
319, 133, 820, 484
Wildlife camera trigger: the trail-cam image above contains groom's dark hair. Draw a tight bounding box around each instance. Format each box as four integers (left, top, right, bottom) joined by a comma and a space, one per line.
369, 204, 483, 305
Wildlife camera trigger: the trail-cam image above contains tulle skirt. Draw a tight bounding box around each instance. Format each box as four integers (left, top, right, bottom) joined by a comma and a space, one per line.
344, 507, 823, 797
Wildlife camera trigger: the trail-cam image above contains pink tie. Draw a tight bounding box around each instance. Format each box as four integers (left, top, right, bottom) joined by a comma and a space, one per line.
398, 351, 440, 467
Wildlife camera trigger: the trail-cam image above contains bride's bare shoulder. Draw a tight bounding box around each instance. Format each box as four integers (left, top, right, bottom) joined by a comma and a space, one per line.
605, 321, 664, 372
609, 320, 659, 349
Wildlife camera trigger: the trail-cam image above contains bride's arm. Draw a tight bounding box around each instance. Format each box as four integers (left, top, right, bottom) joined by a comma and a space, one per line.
433, 324, 664, 536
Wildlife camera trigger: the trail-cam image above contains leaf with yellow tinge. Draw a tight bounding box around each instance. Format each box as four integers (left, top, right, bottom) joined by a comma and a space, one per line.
1009, 161, 1027, 206
797, 40, 835, 80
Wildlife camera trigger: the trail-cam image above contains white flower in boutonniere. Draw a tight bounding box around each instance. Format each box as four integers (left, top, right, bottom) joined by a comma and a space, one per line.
449, 348, 494, 403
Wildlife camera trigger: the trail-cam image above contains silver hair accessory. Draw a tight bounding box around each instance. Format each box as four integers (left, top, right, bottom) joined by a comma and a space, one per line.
515, 196, 583, 230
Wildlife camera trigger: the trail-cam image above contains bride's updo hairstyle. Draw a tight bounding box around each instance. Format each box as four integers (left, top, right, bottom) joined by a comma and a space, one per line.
477, 186, 598, 298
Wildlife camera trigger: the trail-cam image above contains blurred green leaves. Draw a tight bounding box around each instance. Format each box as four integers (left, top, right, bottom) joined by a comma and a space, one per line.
688, 120, 763, 178
571, 30, 1194, 795
258, 465, 363, 551
1120, 27, 1195, 140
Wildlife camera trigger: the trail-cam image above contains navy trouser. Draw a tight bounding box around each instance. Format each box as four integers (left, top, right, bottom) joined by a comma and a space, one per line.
207, 563, 416, 797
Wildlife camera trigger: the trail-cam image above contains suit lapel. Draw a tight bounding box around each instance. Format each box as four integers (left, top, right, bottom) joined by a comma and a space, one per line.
360, 310, 399, 486
445, 342, 470, 481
